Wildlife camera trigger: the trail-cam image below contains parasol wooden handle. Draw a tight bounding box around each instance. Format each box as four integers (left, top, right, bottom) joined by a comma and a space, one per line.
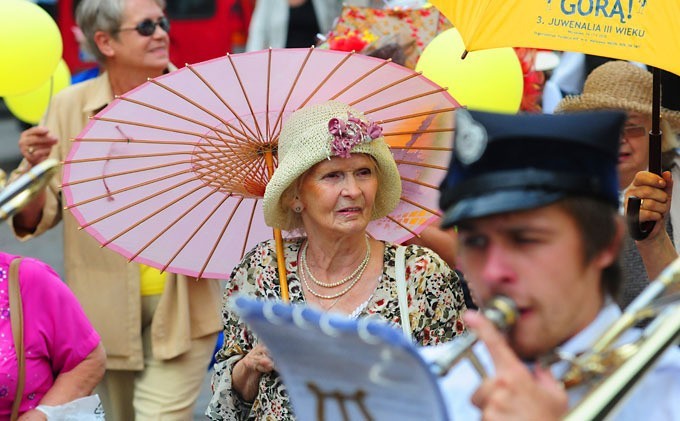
273, 227, 290, 302
264, 149, 289, 302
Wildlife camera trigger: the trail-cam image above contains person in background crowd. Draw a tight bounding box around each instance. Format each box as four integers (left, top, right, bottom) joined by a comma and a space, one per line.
1, 168, 105, 420
556, 61, 680, 308
426, 109, 680, 420
0, 251, 106, 420
406, 226, 478, 309
207, 101, 467, 420
7, 0, 221, 419
245, 0, 369, 51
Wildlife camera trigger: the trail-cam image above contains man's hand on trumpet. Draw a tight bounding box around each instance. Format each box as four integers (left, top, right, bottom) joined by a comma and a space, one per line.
466, 310, 568, 421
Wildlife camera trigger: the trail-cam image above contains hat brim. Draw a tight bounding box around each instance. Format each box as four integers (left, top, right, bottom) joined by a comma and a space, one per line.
557, 93, 680, 132
440, 189, 564, 228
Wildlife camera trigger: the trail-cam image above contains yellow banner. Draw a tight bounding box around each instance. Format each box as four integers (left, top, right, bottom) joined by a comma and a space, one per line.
431, 0, 680, 76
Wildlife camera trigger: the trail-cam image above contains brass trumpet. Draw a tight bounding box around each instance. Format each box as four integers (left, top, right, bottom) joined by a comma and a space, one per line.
562, 256, 680, 420
0, 159, 59, 221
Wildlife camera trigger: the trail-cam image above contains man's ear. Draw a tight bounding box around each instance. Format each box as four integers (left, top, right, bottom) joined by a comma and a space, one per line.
93, 30, 115, 59
595, 216, 625, 270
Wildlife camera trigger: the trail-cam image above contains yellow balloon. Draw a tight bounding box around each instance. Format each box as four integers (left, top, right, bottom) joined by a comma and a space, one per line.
5, 59, 71, 124
0, 0, 63, 96
416, 28, 523, 114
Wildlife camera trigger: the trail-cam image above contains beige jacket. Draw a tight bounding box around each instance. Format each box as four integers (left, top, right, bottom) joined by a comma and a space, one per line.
11, 72, 222, 370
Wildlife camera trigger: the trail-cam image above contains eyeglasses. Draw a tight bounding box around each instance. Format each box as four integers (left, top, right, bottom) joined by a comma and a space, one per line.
622, 124, 647, 138
118, 16, 170, 36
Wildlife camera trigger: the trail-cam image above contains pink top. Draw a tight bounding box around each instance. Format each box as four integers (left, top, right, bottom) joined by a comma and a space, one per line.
0, 253, 101, 417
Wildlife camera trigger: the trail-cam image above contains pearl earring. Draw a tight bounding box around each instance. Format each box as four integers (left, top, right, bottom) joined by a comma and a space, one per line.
294, 206, 302, 213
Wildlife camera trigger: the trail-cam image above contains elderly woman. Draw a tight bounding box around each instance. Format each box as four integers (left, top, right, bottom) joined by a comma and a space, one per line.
207, 101, 467, 420
556, 60, 680, 307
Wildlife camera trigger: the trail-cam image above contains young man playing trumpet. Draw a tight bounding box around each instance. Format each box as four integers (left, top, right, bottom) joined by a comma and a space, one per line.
427, 109, 680, 419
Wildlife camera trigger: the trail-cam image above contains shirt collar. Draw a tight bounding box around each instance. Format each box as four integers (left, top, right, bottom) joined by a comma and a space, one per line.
560, 299, 621, 354
549, 299, 623, 378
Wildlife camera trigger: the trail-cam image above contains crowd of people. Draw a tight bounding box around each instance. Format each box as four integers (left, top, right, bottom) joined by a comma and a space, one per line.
3, 0, 680, 419
6, 0, 221, 419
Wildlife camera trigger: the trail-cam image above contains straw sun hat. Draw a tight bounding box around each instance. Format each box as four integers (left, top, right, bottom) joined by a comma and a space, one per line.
263, 101, 401, 230
556, 61, 680, 143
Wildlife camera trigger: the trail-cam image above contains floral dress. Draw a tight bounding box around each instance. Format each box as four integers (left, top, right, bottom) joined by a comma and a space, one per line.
207, 238, 466, 420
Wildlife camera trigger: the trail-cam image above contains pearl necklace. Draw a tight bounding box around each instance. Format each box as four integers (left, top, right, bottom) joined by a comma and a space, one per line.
300, 238, 371, 300
300, 260, 368, 300
301, 236, 370, 288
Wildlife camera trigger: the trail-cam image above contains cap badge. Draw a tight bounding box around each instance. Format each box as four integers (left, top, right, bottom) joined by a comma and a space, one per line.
455, 109, 488, 166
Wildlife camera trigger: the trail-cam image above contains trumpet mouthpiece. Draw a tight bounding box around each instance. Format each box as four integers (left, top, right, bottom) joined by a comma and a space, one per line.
483, 295, 519, 332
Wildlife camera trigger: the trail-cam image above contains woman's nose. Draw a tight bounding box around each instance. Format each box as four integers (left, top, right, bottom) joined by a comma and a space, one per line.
341, 175, 361, 197
152, 23, 169, 38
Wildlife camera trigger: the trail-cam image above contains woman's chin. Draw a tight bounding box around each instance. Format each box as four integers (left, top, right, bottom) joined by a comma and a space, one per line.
332, 218, 370, 234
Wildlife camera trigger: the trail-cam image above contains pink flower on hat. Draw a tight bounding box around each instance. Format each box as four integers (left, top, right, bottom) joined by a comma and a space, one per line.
328, 113, 383, 158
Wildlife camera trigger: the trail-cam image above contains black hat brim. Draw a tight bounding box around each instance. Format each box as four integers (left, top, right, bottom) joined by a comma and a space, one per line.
440, 189, 564, 228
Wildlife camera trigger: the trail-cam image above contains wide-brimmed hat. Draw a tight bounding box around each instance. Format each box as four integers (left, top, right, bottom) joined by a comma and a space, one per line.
556, 61, 680, 133
263, 101, 401, 230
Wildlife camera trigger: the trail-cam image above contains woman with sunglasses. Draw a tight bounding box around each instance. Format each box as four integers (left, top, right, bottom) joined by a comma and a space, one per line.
557, 60, 680, 308
8, 0, 222, 420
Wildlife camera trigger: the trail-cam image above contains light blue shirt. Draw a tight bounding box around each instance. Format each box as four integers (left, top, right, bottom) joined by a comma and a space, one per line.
421, 302, 680, 420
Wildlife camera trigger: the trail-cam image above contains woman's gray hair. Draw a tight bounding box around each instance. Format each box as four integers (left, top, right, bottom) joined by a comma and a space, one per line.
76, 0, 165, 64
279, 180, 304, 232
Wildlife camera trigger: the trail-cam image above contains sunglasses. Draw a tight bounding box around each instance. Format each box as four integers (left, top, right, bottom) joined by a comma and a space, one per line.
118, 16, 170, 36
622, 124, 647, 138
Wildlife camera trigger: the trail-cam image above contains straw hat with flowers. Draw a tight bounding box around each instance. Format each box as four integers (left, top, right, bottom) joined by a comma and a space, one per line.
263, 101, 401, 231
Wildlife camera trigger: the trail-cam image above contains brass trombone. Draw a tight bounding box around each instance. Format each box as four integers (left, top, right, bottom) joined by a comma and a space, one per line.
430, 257, 680, 419
562, 256, 680, 420
0, 159, 59, 221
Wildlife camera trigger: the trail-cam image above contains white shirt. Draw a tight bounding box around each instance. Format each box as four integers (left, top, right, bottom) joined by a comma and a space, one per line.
421, 302, 680, 420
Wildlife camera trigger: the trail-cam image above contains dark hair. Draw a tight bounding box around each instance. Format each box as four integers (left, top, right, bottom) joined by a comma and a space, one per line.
557, 197, 621, 298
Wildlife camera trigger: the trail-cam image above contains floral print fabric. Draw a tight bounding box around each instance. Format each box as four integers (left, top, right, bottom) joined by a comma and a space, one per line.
325, 6, 452, 69
207, 238, 466, 420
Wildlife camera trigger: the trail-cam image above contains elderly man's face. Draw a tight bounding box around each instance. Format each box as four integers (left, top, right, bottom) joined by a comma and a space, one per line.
455, 204, 616, 359
112, 0, 169, 72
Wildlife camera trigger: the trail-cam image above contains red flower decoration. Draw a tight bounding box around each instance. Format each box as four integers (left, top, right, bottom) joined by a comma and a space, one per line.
328, 30, 369, 53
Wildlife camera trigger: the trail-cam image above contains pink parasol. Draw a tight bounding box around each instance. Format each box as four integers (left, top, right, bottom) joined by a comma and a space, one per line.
61, 48, 459, 296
